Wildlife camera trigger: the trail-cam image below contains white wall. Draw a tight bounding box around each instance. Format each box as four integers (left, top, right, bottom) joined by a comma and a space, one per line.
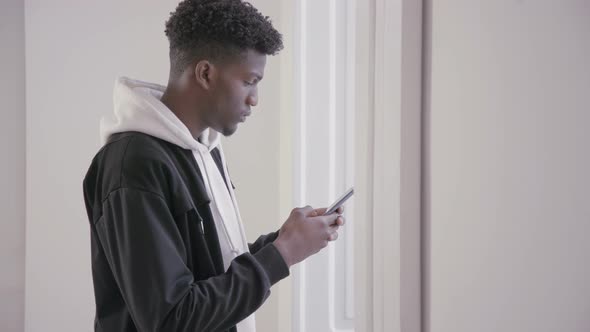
426, 1, 590, 331
0, 0, 26, 331
24, 0, 286, 331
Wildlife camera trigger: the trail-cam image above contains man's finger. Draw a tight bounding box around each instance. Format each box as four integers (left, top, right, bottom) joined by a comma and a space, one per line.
324, 213, 340, 225
308, 213, 338, 226
300, 205, 314, 215
308, 207, 327, 217
328, 232, 339, 241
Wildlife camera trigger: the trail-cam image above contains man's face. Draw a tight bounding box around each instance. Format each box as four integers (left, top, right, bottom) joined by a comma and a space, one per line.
205, 49, 266, 136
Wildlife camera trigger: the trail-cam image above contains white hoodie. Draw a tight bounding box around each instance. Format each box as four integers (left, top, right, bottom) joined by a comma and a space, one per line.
100, 76, 256, 332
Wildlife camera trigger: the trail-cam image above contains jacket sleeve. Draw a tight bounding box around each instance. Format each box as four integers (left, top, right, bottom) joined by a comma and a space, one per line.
95, 187, 289, 332
248, 231, 280, 255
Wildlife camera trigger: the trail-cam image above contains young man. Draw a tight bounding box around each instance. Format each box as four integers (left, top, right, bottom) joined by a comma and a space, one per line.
82, 0, 345, 331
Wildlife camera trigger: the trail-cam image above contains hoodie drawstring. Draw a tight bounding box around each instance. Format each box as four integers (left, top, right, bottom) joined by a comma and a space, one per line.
195, 148, 241, 255
217, 144, 249, 250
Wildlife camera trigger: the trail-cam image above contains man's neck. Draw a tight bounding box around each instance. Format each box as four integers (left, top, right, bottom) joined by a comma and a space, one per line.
161, 84, 207, 140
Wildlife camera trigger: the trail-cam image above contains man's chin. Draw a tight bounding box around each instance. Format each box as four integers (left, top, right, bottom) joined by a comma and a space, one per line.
220, 124, 238, 137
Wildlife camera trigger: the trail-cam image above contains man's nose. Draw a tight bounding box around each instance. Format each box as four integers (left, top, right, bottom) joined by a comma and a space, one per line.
247, 91, 258, 107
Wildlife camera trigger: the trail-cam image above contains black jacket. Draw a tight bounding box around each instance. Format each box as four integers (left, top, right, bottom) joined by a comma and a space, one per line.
83, 131, 289, 332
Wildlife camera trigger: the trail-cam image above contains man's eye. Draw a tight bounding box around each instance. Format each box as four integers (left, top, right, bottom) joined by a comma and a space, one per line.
244, 81, 254, 86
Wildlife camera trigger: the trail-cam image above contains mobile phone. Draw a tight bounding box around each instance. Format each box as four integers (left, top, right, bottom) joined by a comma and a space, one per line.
323, 187, 354, 215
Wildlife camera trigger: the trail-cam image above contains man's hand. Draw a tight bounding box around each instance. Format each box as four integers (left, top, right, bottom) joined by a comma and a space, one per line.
273, 206, 345, 268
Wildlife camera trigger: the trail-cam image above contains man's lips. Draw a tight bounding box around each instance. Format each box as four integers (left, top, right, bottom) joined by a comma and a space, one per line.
240, 111, 251, 122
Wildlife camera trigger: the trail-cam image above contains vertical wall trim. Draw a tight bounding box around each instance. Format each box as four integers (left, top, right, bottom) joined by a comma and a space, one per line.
344, 0, 357, 321
292, 0, 307, 330
355, 0, 423, 331
420, 0, 431, 330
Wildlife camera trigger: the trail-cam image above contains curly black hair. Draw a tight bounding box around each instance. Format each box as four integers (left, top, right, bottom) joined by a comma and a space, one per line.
165, 0, 283, 76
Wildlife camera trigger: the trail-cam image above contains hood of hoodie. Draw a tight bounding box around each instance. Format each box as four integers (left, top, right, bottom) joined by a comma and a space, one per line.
100, 76, 221, 153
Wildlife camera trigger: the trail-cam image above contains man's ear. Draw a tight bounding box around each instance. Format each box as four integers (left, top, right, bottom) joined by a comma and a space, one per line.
194, 60, 215, 90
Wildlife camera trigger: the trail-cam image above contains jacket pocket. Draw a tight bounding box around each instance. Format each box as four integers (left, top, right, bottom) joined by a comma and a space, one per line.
176, 208, 219, 278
